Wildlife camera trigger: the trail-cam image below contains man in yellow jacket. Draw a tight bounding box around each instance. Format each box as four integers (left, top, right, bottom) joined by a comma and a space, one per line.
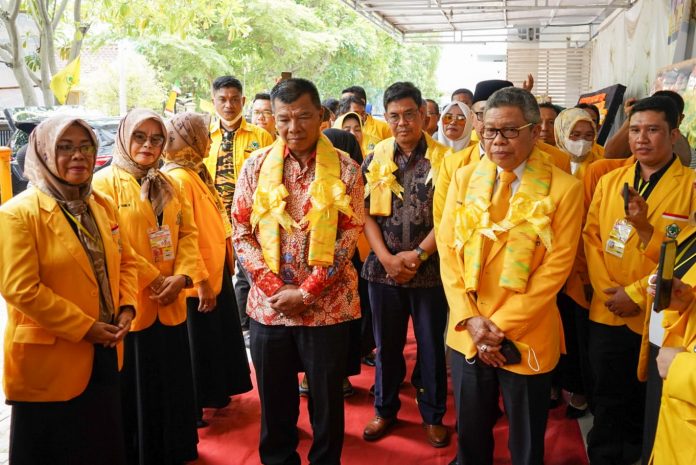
341, 85, 392, 141
204, 75, 274, 337
439, 87, 583, 465
583, 95, 696, 465
433, 79, 571, 230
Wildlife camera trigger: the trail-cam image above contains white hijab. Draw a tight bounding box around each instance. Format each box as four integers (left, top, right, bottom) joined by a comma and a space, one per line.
436, 101, 474, 152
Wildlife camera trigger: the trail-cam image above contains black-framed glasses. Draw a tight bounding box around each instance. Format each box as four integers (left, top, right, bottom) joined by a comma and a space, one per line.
56, 144, 97, 157
132, 132, 166, 147
482, 123, 534, 140
386, 110, 419, 124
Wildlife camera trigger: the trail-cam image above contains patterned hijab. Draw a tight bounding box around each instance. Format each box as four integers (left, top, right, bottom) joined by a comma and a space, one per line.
437, 101, 474, 152
554, 107, 597, 162
161, 112, 214, 189
23, 115, 115, 323
24, 115, 96, 205
111, 108, 174, 217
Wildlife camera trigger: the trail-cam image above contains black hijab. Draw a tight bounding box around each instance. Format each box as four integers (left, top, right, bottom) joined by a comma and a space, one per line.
323, 128, 363, 165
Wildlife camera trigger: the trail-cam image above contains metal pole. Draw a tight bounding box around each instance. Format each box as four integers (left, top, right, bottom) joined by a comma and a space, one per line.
0, 146, 13, 204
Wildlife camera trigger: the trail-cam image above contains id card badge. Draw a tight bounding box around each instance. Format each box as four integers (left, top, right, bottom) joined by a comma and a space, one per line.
605, 218, 633, 258
148, 225, 175, 262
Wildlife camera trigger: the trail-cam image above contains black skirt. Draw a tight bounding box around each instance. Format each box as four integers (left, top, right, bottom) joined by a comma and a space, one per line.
186, 264, 252, 412
9, 345, 126, 465
121, 319, 198, 465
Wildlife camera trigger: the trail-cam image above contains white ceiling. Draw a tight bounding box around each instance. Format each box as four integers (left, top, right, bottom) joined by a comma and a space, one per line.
340, 0, 634, 45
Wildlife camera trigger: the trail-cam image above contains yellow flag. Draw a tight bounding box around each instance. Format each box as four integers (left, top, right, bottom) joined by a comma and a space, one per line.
165, 90, 178, 113
50, 56, 81, 104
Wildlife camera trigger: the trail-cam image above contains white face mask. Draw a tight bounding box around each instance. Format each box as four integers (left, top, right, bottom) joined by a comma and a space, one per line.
564, 138, 592, 158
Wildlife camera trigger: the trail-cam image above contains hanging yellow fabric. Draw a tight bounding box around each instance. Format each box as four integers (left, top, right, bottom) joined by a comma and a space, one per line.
454, 148, 555, 293
251, 134, 352, 273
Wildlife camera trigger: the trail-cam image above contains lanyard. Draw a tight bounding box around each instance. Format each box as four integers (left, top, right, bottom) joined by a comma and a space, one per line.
637, 178, 650, 197
675, 235, 696, 272
60, 205, 97, 243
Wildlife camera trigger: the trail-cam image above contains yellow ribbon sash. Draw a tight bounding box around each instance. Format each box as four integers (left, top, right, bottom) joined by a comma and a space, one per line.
454, 148, 554, 293
251, 135, 352, 273
364, 133, 450, 217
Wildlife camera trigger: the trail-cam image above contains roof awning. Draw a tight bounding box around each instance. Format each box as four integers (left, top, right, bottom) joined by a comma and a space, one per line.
340, 0, 634, 45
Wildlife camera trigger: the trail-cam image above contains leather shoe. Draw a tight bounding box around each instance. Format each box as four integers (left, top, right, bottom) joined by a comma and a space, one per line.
363, 416, 396, 441
423, 423, 450, 448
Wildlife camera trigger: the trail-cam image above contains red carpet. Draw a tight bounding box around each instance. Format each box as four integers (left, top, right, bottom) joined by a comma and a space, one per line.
193, 329, 589, 465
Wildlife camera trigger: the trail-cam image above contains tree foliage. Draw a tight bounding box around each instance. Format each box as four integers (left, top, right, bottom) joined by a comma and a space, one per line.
86, 0, 441, 112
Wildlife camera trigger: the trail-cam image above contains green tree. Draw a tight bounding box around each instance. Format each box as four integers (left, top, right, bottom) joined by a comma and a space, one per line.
0, 0, 89, 105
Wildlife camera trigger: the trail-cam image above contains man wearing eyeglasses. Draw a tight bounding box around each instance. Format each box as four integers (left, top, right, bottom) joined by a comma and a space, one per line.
205, 76, 274, 341
361, 81, 451, 448
251, 93, 277, 141
438, 87, 583, 465
434, 80, 571, 230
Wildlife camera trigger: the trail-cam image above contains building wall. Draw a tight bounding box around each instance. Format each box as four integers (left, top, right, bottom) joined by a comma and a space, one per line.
588, 0, 678, 100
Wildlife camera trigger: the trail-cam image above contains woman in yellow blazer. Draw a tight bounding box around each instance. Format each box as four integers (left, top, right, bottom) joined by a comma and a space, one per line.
551, 107, 604, 417
161, 112, 251, 418
0, 116, 138, 464
334, 111, 380, 157
93, 109, 207, 464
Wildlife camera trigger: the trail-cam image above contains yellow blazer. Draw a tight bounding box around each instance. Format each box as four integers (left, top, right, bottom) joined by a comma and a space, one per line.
204, 118, 273, 184
583, 160, 696, 334
0, 188, 138, 402
438, 161, 584, 375
646, 287, 696, 464
538, 141, 571, 174
363, 114, 392, 141
434, 143, 480, 230
434, 140, 572, 232
166, 167, 227, 296
93, 166, 207, 331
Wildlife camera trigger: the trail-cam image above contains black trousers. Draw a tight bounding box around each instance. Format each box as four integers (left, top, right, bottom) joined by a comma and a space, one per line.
369, 282, 448, 424
451, 349, 552, 465
346, 256, 375, 377
10, 346, 126, 465
250, 319, 350, 465
553, 293, 588, 395
642, 343, 662, 465
234, 257, 251, 330
587, 321, 645, 465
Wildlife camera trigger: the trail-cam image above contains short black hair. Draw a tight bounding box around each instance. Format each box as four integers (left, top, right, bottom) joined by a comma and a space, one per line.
253, 92, 271, 103
383, 81, 422, 110
652, 90, 685, 115
212, 76, 243, 94
539, 102, 560, 117
322, 98, 340, 115
451, 88, 474, 101
575, 103, 601, 126
338, 95, 366, 116
341, 85, 367, 102
270, 78, 322, 110
321, 106, 332, 122
630, 95, 679, 130
425, 99, 440, 113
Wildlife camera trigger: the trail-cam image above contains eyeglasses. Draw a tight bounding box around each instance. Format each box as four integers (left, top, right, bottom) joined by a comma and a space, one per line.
386, 110, 419, 124
474, 111, 484, 122
56, 144, 97, 156
132, 132, 166, 147
482, 123, 534, 140
252, 110, 273, 118
442, 113, 468, 126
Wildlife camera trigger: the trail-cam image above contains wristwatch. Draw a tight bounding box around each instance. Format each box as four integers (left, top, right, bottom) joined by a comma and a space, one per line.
414, 246, 429, 262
